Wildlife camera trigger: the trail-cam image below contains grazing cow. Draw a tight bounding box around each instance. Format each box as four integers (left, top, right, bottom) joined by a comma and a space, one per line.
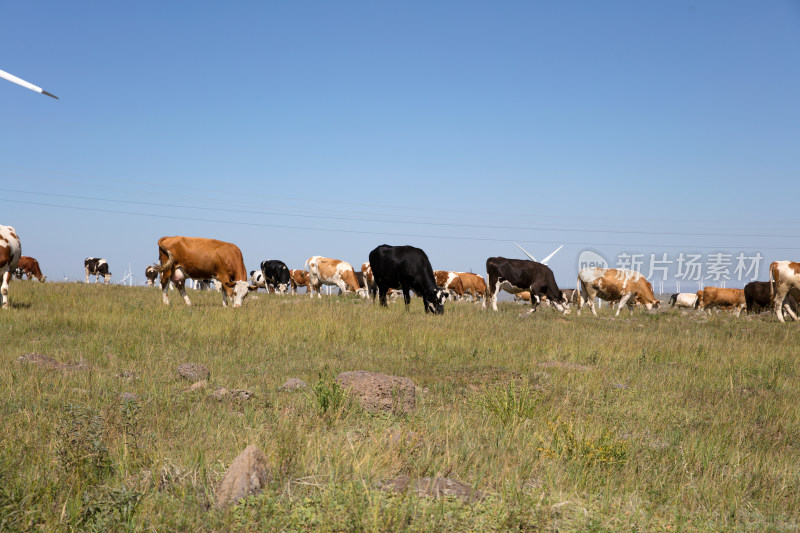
744, 280, 798, 320
577, 268, 660, 316
361, 262, 378, 299
145, 265, 159, 287
697, 287, 746, 317
15, 256, 45, 282
85, 257, 111, 284
289, 269, 311, 295
770, 261, 800, 323
305, 256, 366, 298
12, 267, 23, 279
368, 244, 446, 314
668, 292, 700, 309
434, 271, 465, 300
0, 226, 22, 309
486, 257, 568, 314
456, 272, 487, 306
249, 270, 270, 292
261, 260, 291, 295
155, 236, 256, 307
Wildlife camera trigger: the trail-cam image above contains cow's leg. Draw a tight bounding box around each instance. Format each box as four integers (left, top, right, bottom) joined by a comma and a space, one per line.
491, 281, 501, 311
615, 294, 633, 316
402, 288, 411, 309
774, 287, 790, 323
160, 275, 171, 305
85, 267, 89, 284
176, 281, 192, 306
782, 301, 798, 321
1, 271, 10, 309
335, 279, 349, 295
378, 286, 389, 307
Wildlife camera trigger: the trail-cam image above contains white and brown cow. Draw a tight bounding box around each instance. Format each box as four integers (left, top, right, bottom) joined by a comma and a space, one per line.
85, 257, 111, 284
577, 268, 660, 316
770, 261, 800, 323
0, 226, 22, 309
668, 292, 700, 310
16, 256, 45, 282
434, 270, 464, 300
456, 272, 487, 306
697, 287, 746, 317
145, 265, 158, 287
155, 236, 256, 307
305, 256, 366, 298
361, 262, 378, 299
289, 269, 311, 295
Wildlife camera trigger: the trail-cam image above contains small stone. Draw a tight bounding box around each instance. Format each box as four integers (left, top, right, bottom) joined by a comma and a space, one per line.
215, 445, 271, 508
184, 380, 208, 392
177, 363, 210, 382
121, 392, 138, 402
278, 378, 308, 391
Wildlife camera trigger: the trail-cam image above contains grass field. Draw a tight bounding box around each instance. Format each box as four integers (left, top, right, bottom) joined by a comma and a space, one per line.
1, 281, 799, 531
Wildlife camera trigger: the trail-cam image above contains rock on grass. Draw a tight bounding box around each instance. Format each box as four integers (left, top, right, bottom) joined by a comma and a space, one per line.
215, 445, 271, 508
177, 363, 210, 382
336, 371, 415, 414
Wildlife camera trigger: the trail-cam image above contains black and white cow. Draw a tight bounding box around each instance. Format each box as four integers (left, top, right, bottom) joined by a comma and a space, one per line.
12, 267, 24, 280
145, 265, 158, 287
486, 257, 569, 314
368, 244, 446, 314
260, 260, 291, 295
84, 257, 111, 284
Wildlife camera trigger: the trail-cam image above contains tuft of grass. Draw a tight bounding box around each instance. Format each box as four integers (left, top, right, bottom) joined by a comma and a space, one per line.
476, 381, 539, 427
310, 372, 349, 419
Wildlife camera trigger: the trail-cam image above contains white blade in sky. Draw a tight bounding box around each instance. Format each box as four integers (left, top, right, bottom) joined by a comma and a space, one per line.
0, 68, 58, 99
539, 245, 563, 265
513, 242, 537, 262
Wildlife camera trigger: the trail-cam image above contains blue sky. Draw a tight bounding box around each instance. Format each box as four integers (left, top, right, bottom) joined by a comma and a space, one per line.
2, 1, 798, 290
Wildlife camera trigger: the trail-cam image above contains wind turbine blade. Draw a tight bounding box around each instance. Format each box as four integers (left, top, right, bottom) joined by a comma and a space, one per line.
513, 242, 537, 262
0, 69, 58, 99
539, 245, 564, 265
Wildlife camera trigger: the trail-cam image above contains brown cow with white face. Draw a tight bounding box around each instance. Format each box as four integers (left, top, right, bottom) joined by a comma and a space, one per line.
0, 226, 22, 309
577, 268, 660, 316
434, 270, 464, 300
305, 256, 366, 298
16, 256, 45, 282
155, 236, 256, 307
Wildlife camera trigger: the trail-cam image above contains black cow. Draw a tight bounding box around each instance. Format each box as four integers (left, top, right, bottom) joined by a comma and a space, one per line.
368, 244, 445, 314
84, 257, 111, 284
744, 281, 798, 320
260, 260, 291, 295
486, 257, 569, 314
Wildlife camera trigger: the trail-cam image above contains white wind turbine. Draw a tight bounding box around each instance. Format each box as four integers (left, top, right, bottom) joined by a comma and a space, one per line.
513, 242, 563, 265
1, 68, 58, 99
119, 263, 135, 286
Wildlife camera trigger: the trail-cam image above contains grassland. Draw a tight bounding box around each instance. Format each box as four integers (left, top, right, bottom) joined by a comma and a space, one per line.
1, 281, 799, 531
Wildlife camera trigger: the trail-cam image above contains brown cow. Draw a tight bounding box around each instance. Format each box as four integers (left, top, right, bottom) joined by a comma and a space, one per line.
155, 236, 256, 307
434, 270, 464, 299
305, 256, 365, 298
361, 262, 378, 299
455, 272, 487, 306
16, 256, 45, 282
697, 286, 746, 317
0, 226, 22, 309
289, 269, 311, 295
577, 268, 660, 316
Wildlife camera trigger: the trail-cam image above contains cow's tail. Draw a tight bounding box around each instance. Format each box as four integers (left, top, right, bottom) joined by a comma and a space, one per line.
155, 246, 174, 273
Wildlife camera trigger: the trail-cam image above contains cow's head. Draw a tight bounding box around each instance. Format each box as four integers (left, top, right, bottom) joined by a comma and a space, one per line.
555, 294, 571, 315
356, 287, 369, 298
39, 275, 47, 283
425, 289, 446, 315
276, 282, 290, 295
232, 280, 254, 307
12, 268, 23, 279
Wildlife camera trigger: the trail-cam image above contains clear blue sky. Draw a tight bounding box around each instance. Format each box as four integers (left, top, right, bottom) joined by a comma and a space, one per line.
2, 1, 798, 290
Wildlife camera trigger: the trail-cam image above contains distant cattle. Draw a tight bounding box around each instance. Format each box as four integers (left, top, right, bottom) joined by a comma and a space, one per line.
560, 288, 578, 306
145, 265, 158, 287
15, 256, 45, 282
577, 268, 660, 316
769, 261, 800, 323
249, 270, 269, 291
260, 260, 291, 295
289, 269, 311, 295
697, 287, 746, 317
361, 262, 378, 299
368, 244, 445, 314
434, 271, 465, 299
12, 267, 23, 279
0, 226, 22, 309
455, 272, 487, 306
155, 236, 256, 307
305, 256, 365, 298
486, 257, 568, 314
85, 257, 111, 284
744, 280, 798, 320
514, 291, 531, 303
668, 292, 699, 309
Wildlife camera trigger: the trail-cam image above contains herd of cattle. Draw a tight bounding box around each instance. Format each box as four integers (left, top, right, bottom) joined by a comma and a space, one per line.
1, 225, 799, 323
